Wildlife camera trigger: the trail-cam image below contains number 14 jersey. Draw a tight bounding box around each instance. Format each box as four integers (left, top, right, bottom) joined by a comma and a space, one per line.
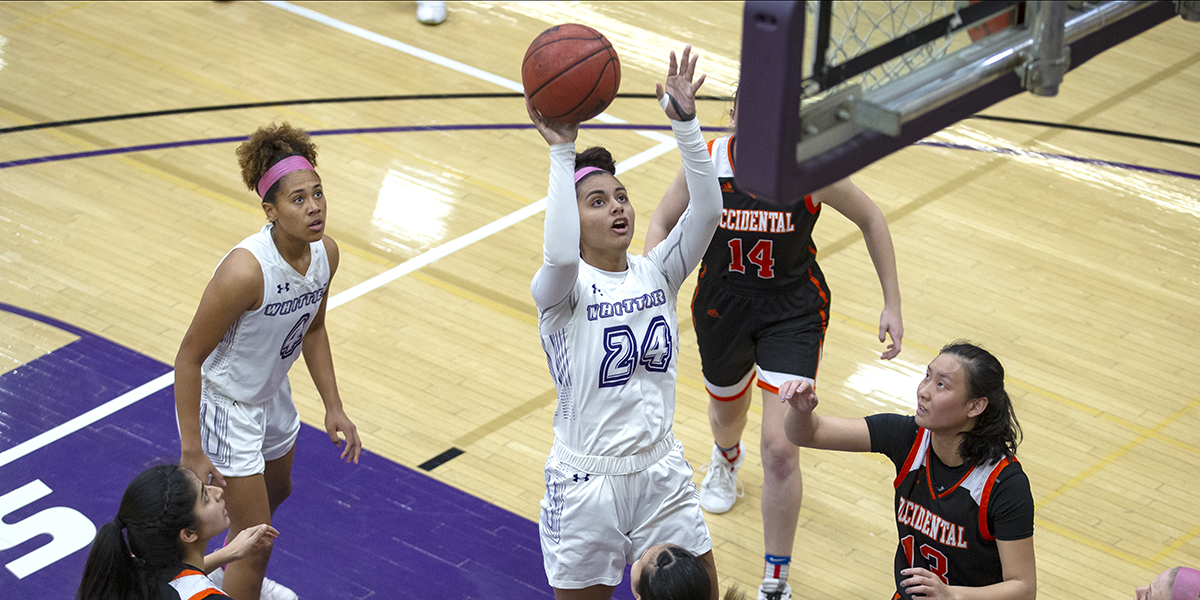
702, 135, 823, 295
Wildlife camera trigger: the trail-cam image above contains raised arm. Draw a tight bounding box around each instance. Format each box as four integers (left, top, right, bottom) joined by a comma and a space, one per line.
643, 167, 689, 255
815, 178, 904, 359
527, 100, 582, 311
649, 45, 721, 289
778, 379, 872, 452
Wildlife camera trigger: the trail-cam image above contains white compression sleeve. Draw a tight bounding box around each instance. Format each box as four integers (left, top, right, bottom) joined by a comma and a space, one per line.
531, 143, 580, 311
651, 117, 721, 291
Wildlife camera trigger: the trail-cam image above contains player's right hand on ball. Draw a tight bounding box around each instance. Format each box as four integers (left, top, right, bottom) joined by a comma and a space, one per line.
182, 449, 226, 487
526, 97, 578, 145
779, 379, 818, 412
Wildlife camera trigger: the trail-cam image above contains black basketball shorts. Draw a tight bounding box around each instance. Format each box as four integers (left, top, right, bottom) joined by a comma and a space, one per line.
690, 269, 831, 395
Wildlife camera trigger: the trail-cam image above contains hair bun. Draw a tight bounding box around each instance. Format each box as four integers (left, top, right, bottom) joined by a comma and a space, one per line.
574, 146, 616, 175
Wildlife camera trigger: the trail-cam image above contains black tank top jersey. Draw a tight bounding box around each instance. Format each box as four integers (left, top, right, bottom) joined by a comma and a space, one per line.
699, 135, 823, 295
866, 414, 1034, 600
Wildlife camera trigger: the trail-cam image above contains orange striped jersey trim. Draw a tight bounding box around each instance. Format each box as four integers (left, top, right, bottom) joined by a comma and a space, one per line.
169, 568, 229, 600
894, 428, 929, 489
977, 457, 1016, 541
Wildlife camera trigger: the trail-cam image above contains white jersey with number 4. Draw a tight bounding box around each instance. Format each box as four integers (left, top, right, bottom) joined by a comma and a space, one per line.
202, 223, 330, 405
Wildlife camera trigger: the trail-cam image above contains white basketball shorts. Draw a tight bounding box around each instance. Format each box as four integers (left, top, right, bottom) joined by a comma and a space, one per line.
539, 438, 713, 589
197, 378, 300, 478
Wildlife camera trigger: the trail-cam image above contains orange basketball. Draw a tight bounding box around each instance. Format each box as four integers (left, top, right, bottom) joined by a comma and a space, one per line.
522, 24, 621, 123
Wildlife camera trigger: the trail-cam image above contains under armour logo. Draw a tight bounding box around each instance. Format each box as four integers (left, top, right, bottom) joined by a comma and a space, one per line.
591, 285, 603, 296
572, 473, 590, 482
277, 283, 290, 294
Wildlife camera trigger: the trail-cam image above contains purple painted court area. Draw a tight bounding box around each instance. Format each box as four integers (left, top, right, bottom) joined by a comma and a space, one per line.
0, 304, 636, 599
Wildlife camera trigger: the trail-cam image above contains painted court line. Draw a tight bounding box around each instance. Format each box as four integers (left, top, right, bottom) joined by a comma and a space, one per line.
260, 1, 673, 143
0, 372, 175, 468
0, 7, 683, 463
1, 137, 676, 465
332, 138, 675, 308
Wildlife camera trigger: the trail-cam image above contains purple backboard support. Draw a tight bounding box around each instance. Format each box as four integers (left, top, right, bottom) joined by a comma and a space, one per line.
736, 1, 805, 206
736, 0, 1181, 204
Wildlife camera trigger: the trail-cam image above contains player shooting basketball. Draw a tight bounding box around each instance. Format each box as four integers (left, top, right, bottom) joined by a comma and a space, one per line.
527, 45, 721, 600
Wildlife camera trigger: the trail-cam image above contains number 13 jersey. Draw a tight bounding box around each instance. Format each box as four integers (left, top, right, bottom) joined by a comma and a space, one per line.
702, 135, 823, 295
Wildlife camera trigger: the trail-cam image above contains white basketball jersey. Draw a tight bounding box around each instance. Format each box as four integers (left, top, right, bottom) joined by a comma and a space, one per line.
540, 254, 681, 458
202, 224, 330, 405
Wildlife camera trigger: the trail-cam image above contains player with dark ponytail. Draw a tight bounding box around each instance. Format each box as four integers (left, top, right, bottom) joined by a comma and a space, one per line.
175, 122, 360, 600
941, 342, 1022, 467
76, 465, 276, 600
780, 341, 1036, 600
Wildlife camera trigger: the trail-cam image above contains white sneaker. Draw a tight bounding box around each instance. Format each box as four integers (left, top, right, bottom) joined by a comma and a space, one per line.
416, 1, 446, 25
698, 442, 745, 513
260, 577, 299, 600
207, 570, 298, 600
757, 578, 792, 600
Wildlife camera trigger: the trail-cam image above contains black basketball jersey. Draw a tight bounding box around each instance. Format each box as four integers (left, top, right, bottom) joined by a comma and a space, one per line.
869, 415, 1031, 600
698, 135, 823, 295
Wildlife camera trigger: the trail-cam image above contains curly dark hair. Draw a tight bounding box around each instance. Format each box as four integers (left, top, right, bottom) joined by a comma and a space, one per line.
235, 122, 318, 202
574, 146, 617, 186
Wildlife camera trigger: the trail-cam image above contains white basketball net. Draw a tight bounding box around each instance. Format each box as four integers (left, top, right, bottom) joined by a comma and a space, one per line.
805, 0, 967, 96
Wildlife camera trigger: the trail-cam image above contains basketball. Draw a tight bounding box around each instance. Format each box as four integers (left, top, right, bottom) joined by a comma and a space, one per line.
522, 24, 621, 123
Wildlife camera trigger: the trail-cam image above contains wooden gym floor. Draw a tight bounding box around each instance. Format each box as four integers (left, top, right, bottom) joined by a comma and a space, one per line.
1, 2, 1197, 598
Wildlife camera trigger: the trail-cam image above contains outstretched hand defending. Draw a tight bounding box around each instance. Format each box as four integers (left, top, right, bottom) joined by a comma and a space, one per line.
778, 379, 818, 413
656, 45, 706, 121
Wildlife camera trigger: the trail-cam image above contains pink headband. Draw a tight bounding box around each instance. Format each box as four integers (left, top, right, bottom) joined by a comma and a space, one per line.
257, 155, 315, 199
1175, 567, 1200, 600
574, 166, 610, 185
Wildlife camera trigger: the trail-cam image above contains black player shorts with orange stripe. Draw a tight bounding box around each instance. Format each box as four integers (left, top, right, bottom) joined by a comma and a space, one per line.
690, 267, 831, 390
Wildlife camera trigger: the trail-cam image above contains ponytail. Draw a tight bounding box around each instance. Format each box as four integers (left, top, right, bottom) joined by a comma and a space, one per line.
76, 465, 199, 600
75, 520, 141, 600
940, 341, 1022, 467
